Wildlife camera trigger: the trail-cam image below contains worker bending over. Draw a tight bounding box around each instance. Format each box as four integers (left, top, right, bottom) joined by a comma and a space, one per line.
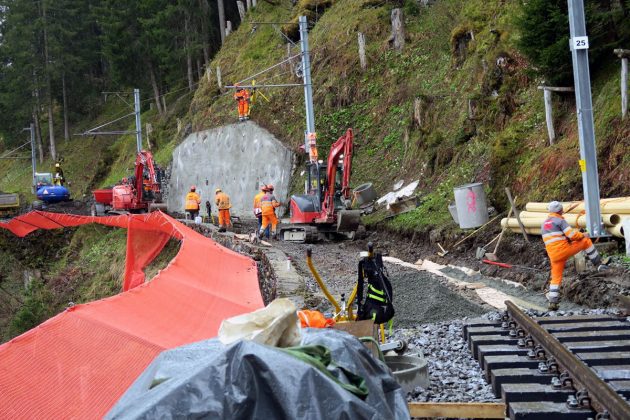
184, 186, 201, 220
53, 162, 65, 186
215, 188, 232, 232
258, 184, 280, 240
542, 201, 608, 310
233, 84, 251, 122
253, 184, 270, 238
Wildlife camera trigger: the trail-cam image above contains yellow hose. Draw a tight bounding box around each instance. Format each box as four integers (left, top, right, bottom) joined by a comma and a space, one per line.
306, 249, 341, 314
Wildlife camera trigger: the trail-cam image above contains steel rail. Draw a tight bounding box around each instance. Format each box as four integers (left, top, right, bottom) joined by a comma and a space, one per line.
505, 300, 630, 420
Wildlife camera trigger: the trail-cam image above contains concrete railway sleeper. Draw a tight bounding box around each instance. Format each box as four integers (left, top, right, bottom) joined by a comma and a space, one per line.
463, 302, 630, 419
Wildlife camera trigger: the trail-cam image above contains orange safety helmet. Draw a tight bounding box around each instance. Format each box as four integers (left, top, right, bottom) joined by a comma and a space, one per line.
190, 185, 196, 192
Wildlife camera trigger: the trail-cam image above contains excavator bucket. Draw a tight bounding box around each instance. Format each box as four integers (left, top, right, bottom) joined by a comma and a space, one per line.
336, 210, 361, 233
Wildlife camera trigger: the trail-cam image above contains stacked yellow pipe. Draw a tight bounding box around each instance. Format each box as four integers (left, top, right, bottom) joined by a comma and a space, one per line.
501, 197, 630, 238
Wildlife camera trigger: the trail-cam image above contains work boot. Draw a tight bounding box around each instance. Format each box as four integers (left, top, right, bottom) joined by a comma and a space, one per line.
597, 264, 610, 272
546, 285, 560, 310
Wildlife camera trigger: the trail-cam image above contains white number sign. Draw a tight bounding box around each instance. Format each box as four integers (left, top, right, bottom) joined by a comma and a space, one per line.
572, 36, 589, 50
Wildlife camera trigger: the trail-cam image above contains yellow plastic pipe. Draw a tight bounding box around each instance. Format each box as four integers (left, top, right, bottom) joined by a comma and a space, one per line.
306, 248, 341, 314
509, 213, 620, 227
525, 197, 630, 214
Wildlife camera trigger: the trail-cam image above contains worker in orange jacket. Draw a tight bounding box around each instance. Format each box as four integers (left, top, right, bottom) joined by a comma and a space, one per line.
233, 84, 251, 122
259, 184, 281, 240
215, 188, 232, 232
541, 201, 608, 310
184, 186, 201, 220
253, 185, 270, 238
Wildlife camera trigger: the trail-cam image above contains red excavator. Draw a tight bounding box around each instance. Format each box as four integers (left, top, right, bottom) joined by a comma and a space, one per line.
91, 150, 167, 216
280, 128, 361, 242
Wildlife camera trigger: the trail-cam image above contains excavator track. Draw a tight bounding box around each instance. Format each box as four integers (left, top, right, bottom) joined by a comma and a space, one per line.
280, 225, 319, 243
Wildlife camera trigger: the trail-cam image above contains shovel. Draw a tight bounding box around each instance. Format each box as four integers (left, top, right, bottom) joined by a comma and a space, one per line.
476, 199, 516, 260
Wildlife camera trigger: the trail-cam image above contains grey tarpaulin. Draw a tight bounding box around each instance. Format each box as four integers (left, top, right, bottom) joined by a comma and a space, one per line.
106, 329, 409, 419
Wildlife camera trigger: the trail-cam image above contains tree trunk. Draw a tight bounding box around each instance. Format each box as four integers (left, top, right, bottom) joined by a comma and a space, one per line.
198, 0, 211, 65
185, 13, 194, 92
32, 106, 44, 164
218, 0, 226, 45
196, 58, 203, 80
42, 0, 56, 161
389, 8, 405, 52
237, 1, 246, 21
62, 72, 69, 142
148, 63, 164, 115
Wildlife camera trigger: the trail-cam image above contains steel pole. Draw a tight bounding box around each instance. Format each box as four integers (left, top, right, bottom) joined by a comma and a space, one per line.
567, 0, 605, 237
134, 88, 143, 153
30, 123, 36, 190
299, 15, 316, 155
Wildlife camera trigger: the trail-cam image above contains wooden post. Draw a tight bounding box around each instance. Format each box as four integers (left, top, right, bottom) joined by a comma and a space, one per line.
226, 21, 232, 36
246, 0, 252, 9
357, 32, 367, 70
543, 89, 555, 145
161, 96, 167, 113
389, 8, 405, 52
216, 66, 222, 89
537, 86, 574, 145
614, 49, 630, 119
505, 187, 530, 244
237, 1, 245, 20
252, 0, 256, 6
206, 66, 211, 82
145, 123, 153, 150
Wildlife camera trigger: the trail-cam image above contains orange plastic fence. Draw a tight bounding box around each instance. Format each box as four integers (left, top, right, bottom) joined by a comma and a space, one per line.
0, 211, 264, 418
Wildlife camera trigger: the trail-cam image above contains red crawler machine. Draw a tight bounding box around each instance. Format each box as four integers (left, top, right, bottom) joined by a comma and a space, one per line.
281, 128, 361, 242
91, 150, 167, 216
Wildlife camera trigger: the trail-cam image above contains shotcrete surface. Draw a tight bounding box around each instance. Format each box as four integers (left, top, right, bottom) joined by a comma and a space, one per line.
167, 122, 294, 217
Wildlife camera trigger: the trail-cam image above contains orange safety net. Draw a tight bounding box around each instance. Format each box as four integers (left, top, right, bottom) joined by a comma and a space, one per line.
0, 211, 264, 419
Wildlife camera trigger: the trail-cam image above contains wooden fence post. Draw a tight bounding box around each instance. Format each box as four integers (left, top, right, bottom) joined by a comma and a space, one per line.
389, 9, 405, 52
357, 32, 367, 71
226, 21, 232, 36
537, 86, 574, 145
614, 49, 629, 119
216, 66, 223, 89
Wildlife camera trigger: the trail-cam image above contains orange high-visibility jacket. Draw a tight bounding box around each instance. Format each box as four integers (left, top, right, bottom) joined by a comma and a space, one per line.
185, 192, 201, 210
253, 191, 265, 216
541, 213, 584, 253
260, 193, 280, 216
234, 89, 250, 102
215, 192, 232, 210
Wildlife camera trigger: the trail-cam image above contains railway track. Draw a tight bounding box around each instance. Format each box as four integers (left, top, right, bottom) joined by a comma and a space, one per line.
464, 300, 630, 419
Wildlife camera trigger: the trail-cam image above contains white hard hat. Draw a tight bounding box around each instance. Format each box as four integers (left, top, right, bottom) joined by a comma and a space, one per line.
548, 201, 563, 213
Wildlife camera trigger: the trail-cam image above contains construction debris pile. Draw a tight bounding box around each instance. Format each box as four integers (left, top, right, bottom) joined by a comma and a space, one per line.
501, 197, 630, 238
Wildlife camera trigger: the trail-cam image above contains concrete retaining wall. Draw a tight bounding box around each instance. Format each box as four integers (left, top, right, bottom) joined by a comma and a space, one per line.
167, 122, 294, 218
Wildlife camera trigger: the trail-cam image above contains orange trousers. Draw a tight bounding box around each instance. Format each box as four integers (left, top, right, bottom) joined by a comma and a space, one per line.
218, 209, 231, 227
237, 100, 249, 117
547, 237, 594, 286
261, 213, 278, 234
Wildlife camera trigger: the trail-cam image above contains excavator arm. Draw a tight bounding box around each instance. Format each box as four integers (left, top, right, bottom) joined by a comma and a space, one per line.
320, 128, 353, 221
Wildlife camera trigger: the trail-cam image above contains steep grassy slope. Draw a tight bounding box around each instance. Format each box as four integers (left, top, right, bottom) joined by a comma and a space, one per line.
189, 0, 630, 232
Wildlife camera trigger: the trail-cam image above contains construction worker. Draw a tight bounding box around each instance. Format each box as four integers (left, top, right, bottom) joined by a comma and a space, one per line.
253, 185, 270, 238
233, 84, 251, 122
215, 188, 232, 232
356, 244, 395, 325
542, 201, 608, 310
184, 186, 201, 220
53, 162, 65, 186
259, 184, 281, 240
205, 200, 213, 224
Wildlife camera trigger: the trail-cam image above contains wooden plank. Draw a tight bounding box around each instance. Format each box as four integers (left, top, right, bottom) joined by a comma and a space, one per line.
407, 402, 506, 418
537, 86, 575, 92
